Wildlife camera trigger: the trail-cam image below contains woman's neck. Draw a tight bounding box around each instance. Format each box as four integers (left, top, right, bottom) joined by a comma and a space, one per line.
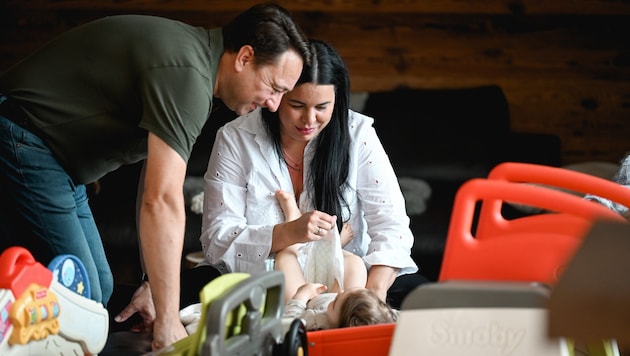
280, 137, 307, 159
281, 139, 306, 198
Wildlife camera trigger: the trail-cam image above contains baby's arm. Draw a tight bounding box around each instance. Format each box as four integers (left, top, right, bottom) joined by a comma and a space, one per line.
283, 283, 327, 318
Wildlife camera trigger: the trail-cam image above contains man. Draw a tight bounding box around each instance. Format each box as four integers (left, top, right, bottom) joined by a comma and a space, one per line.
0, 4, 310, 349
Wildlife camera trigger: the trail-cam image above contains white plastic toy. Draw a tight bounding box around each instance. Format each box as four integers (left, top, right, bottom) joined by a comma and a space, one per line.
0, 246, 109, 355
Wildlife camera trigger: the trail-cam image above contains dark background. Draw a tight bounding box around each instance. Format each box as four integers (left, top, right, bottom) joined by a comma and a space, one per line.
2, 0, 630, 165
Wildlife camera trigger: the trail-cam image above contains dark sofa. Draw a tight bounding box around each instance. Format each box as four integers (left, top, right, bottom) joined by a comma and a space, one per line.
361, 85, 561, 280
92, 85, 562, 285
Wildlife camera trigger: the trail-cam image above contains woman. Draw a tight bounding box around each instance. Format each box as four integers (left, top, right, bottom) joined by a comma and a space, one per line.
199, 40, 424, 306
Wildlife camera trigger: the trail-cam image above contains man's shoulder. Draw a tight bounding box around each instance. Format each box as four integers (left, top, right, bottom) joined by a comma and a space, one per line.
94, 14, 180, 26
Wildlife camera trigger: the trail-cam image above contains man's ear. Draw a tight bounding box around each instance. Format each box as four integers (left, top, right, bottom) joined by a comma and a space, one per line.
234, 45, 255, 72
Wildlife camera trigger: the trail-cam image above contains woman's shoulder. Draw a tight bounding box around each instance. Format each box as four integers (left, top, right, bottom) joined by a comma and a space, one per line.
218, 108, 263, 135
347, 110, 378, 140
348, 109, 374, 124
348, 109, 376, 131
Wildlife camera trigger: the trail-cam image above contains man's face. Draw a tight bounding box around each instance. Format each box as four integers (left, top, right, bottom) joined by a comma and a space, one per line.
223, 47, 304, 115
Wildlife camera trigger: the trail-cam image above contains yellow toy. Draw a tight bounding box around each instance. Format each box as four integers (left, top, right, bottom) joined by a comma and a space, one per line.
0, 246, 109, 355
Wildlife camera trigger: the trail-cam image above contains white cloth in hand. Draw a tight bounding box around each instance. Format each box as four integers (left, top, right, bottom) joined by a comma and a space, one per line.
301, 227, 345, 290
179, 302, 202, 335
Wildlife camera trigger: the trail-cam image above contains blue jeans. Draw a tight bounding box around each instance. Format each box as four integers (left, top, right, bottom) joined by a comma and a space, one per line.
0, 106, 113, 304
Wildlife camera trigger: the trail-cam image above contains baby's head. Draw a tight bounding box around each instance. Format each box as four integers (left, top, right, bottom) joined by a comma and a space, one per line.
327, 288, 398, 328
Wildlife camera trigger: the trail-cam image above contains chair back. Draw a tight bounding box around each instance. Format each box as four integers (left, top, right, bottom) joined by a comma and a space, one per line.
477, 162, 630, 240
438, 178, 625, 284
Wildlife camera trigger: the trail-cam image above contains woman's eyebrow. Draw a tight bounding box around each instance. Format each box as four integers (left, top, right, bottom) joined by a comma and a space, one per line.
288, 98, 305, 105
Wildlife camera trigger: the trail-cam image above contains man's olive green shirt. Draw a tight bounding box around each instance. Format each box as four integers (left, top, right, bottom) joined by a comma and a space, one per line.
0, 15, 222, 184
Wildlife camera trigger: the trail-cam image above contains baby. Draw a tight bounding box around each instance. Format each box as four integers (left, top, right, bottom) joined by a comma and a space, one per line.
283, 282, 398, 330
274, 190, 365, 301
275, 190, 397, 330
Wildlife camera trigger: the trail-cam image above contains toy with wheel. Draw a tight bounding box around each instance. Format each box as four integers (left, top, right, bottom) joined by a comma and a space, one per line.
0, 246, 109, 355
159, 271, 308, 356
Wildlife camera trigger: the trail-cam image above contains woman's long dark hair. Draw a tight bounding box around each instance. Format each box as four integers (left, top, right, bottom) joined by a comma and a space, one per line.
262, 40, 351, 231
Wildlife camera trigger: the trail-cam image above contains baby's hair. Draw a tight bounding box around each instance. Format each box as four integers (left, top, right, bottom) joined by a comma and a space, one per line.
613, 153, 630, 185
338, 289, 398, 328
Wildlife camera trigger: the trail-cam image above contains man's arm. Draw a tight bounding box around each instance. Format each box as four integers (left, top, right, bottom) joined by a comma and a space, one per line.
139, 133, 188, 350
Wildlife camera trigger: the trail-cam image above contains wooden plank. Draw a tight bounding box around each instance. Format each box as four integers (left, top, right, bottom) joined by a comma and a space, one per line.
4, 12, 627, 82
1, 0, 629, 165
3, 0, 630, 15
503, 81, 630, 164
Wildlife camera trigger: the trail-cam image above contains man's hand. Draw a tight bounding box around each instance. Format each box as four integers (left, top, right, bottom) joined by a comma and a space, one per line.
114, 281, 156, 332
113, 281, 188, 351
151, 315, 188, 351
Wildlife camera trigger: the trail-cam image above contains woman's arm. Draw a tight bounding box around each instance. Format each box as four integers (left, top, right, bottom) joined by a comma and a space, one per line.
351, 112, 418, 276
199, 123, 276, 272
366, 265, 399, 302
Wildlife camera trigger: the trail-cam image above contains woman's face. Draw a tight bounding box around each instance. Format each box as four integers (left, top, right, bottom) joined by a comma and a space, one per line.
277, 83, 336, 144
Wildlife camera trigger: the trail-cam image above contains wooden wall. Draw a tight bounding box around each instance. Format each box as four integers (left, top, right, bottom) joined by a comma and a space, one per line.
2, 0, 629, 165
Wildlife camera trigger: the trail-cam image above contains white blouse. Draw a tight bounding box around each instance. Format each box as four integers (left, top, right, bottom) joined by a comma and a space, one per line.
199, 108, 418, 276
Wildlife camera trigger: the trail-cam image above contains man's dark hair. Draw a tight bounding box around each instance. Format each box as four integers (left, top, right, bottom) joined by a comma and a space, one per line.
223, 3, 311, 66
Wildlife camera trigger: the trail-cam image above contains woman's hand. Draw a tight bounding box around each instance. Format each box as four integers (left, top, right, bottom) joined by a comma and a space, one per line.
295, 210, 337, 241
272, 210, 337, 252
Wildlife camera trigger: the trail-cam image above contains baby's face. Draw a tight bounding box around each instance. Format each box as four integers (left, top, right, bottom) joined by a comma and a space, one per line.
326, 287, 361, 327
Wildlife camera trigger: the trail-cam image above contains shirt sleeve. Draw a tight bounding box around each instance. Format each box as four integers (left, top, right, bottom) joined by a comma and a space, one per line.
198, 115, 286, 274
139, 67, 211, 162
284, 300, 332, 330
283, 299, 307, 319
350, 111, 418, 275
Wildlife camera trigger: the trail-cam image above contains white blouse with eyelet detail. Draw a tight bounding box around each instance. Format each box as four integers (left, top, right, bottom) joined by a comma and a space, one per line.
198, 108, 418, 277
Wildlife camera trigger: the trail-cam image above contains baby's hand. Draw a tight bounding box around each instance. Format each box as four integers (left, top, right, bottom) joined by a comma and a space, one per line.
292, 283, 327, 302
